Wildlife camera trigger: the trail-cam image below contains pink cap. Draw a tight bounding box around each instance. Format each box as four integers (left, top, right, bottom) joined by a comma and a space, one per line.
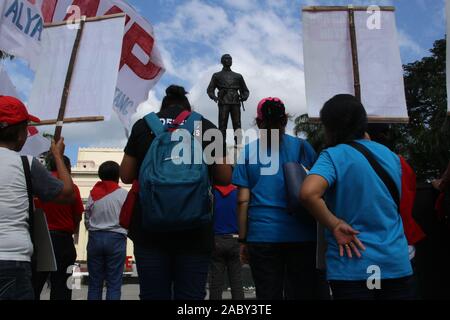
257, 97, 284, 120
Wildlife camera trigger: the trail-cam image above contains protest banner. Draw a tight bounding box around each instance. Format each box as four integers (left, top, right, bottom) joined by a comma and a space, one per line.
39, 0, 165, 134
0, 0, 44, 67
302, 6, 409, 123
28, 14, 125, 140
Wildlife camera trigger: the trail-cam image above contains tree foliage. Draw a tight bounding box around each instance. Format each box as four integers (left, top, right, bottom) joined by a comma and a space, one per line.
295, 39, 450, 182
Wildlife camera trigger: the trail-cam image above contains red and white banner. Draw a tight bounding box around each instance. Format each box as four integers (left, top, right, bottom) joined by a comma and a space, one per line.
21, 126, 51, 157
0, 0, 44, 67
40, 0, 165, 132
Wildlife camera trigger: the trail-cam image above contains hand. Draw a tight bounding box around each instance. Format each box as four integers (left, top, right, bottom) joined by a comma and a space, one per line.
213, 97, 218, 103
51, 138, 65, 159
332, 220, 366, 259
432, 179, 443, 191
240, 244, 249, 265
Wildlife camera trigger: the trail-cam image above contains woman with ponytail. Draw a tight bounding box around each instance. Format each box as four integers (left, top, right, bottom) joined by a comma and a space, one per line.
232, 97, 319, 300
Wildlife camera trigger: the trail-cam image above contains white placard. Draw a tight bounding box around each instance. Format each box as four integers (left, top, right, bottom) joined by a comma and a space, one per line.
447, 0, 450, 115
40, 0, 166, 132
28, 15, 125, 121
0, 0, 44, 68
302, 8, 408, 121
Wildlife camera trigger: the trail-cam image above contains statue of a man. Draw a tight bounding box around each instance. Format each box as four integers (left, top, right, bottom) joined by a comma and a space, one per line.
207, 54, 249, 145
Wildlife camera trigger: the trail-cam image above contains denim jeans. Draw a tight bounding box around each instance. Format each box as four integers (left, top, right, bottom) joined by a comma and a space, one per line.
209, 235, 244, 300
0, 261, 34, 300
330, 276, 418, 300
247, 242, 320, 300
87, 231, 127, 300
33, 231, 77, 300
134, 245, 210, 300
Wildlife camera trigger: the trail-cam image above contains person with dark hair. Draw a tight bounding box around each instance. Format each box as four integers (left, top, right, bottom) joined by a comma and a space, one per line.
120, 85, 232, 300
232, 97, 319, 300
0, 96, 74, 300
300, 94, 415, 300
85, 161, 128, 300
33, 155, 85, 300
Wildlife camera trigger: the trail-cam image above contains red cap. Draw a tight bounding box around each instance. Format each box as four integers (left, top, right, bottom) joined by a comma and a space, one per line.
0, 96, 40, 129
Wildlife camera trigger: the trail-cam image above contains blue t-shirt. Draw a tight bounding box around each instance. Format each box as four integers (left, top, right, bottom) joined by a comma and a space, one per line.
309, 140, 412, 281
213, 189, 239, 235
232, 134, 317, 243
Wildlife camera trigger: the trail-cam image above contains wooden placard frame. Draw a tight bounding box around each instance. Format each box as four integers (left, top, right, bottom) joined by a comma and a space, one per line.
302, 5, 409, 124
39, 13, 126, 140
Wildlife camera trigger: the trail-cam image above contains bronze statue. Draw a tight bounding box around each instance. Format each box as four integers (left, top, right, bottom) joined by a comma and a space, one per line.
207, 54, 249, 145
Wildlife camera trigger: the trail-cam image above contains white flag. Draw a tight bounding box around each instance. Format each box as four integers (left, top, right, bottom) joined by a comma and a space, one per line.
41, 0, 165, 132
20, 126, 51, 157
0, 0, 44, 68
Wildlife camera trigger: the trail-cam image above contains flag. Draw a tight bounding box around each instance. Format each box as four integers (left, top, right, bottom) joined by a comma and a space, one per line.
20, 126, 51, 157
0, 0, 44, 68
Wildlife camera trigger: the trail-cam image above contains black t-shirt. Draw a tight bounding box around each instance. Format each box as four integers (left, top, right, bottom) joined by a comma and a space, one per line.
124, 106, 222, 254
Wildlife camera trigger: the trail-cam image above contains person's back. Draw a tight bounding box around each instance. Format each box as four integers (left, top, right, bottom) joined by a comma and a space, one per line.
0, 96, 75, 301
85, 161, 127, 301
314, 139, 411, 280
209, 185, 244, 300
120, 85, 232, 300
233, 97, 319, 300
302, 94, 415, 300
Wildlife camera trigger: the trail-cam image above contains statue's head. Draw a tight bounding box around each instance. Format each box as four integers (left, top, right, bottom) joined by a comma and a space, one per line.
221, 54, 232, 68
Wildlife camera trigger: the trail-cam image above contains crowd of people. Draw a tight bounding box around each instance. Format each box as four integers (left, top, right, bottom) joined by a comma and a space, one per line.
0, 87, 449, 300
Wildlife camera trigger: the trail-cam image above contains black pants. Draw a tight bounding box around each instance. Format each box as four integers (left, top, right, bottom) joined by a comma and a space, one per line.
209, 235, 244, 300
218, 104, 241, 145
247, 242, 319, 300
330, 276, 418, 300
33, 232, 77, 300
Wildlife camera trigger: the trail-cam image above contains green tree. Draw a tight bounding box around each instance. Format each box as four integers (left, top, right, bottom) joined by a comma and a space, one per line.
295, 39, 450, 182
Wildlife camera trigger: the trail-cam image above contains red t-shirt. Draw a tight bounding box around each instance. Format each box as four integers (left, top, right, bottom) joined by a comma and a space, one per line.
35, 173, 84, 234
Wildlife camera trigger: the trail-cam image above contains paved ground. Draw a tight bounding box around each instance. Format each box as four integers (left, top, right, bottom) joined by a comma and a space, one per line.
40, 283, 256, 300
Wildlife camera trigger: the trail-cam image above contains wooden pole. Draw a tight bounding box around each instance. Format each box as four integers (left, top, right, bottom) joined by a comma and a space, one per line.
53, 16, 86, 142
348, 7, 361, 102
33, 116, 105, 126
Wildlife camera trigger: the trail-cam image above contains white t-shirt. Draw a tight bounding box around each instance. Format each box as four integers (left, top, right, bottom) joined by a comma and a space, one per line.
0, 147, 63, 262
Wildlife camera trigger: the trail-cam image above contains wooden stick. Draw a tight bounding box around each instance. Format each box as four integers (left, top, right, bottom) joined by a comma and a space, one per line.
348, 7, 361, 102
44, 13, 126, 29
303, 6, 395, 12
33, 116, 105, 126
53, 17, 86, 142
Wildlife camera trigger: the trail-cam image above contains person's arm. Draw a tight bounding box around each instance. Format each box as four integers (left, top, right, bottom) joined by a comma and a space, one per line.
51, 139, 75, 203
120, 154, 138, 185
300, 175, 366, 258
237, 187, 250, 264
239, 75, 250, 101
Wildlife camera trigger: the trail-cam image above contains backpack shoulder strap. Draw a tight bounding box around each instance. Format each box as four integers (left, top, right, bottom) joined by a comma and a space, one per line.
345, 141, 400, 211
144, 113, 165, 137
21, 156, 34, 239
180, 111, 202, 135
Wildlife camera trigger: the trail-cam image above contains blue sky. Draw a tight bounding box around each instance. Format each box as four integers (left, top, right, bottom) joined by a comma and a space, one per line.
2, 0, 447, 163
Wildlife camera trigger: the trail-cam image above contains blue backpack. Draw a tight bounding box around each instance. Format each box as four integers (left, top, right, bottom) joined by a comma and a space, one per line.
138, 111, 212, 232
